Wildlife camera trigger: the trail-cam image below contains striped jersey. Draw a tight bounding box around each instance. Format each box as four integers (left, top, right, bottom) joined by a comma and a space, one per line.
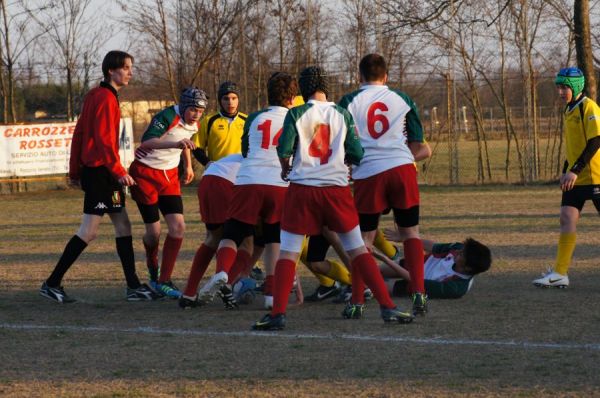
202, 154, 243, 183
235, 106, 289, 187
136, 105, 197, 170
339, 84, 424, 179
277, 100, 364, 187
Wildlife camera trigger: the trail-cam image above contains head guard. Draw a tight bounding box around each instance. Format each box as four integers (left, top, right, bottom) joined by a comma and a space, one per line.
298, 66, 329, 101
555, 67, 585, 99
218, 81, 240, 99
179, 87, 208, 115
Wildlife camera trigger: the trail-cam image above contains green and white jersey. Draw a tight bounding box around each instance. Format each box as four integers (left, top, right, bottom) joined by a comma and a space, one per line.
339, 85, 424, 179
424, 242, 473, 299
136, 105, 198, 170
236, 106, 289, 187
277, 100, 364, 187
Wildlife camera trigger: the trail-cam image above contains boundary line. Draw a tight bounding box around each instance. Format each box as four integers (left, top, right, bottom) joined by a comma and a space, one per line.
2, 323, 599, 351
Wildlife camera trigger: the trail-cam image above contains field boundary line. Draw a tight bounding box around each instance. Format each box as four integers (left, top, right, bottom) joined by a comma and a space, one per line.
2, 322, 600, 351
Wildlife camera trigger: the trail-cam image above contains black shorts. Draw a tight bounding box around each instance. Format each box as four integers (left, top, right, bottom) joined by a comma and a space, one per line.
561, 185, 600, 212
81, 166, 125, 215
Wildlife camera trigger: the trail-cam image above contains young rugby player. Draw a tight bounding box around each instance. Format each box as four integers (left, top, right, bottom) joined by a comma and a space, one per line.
533, 67, 600, 288
40, 51, 157, 303
129, 87, 207, 298
339, 53, 431, 316
198, 72, 298, 309
252, 66, 414, 331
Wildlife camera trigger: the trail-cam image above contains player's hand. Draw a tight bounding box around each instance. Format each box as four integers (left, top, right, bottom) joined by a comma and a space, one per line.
183, 167, 194, 185
560, 171, 577, 192
118, 174, 136, 187
178, 138, 196, 150
280, 162, 292, 182
383, 228, 403, 242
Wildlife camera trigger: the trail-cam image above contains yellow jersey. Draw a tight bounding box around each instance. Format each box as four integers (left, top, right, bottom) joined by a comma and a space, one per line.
565, 97, 600, 185
192, 111, 247, 161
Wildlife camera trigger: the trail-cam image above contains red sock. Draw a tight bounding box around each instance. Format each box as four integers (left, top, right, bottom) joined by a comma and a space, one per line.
404, 238, 425, 294
183, 244, 216, 297
216, 246, 237, 275
227, 249, 252, 285
158, 235, 182, 283
271, 259, 296, 315
263, 275, 274, 296
352, 252, 395, 309
143, 240, 159, 280
351, 262, 366, 305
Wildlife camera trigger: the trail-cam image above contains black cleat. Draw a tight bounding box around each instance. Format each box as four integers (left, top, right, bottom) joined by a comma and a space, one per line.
252, 313, 286, 331
305, 283, 341, 302
411, 293, 428, 316
40, 282, 76, 304
178, 294, 201, 309
218, 285, 239, 310
127, 283, 161, 301
341, 303, 364, 319
381, 307, 414, 324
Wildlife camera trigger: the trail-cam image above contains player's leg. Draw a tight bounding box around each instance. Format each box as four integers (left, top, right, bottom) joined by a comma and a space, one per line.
303, 234, 342, 302
373, 228, 400, 261
154, 198, 185, 298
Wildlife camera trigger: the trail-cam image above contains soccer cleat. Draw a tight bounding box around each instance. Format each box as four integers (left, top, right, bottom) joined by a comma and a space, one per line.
126, 283, 160, 301
252, 313, 286, 331
263, 295, 273, 310
178, 294, 201, 309
155, 281, 182, 299
411, 292, 428, 316
532, 269, 569, 288
305, 282, 341, 302
332, 285, 352, 304
198, 271, 228, 303
40, 282, 76, 304
363, 288, 374, 301
341, 303, 364, 319
381, 307, 414, 324
218, 285, 239, 310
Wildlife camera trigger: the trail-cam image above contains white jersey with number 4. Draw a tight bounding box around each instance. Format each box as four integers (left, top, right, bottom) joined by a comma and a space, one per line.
339, 84, 425, 180
235, 106, 289, 187
277, 100, 364, 187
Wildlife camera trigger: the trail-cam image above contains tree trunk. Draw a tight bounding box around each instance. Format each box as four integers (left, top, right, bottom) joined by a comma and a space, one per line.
574, 0, 597, 101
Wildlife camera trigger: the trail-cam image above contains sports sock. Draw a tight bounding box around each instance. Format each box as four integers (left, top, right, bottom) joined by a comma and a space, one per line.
374, 229, 397, 259
227, 249, 252, 285
143, 240, 159, 281
215, 246, 237, 274
46, 235, 88, 287
404, 238, 425, 294
116, 236, 141, 289
158, 235, 183, 283
183, 244, 216, 297
263, 274, 274, 295
350, 261, 366, 304
325, 258, 352, 285
352, 252, 395, 309
271, 259, 296, 315
307, 268, 336, 288
555, 232, 576, 275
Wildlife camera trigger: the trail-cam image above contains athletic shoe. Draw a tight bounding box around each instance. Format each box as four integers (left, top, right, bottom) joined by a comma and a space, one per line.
252, 313, 286, 331
40, 282, 76, 304
532, 269, 569, 288
305, 282, 340, 302
363, 288, 373, 301
381, 307, 414, 324
264, 295, 273, 310
250, 266, 265, 281
198, 271, 228, 304
411, 292, 428, 316
155, 281, 182, 299
332, 285, 352, 304
126, 283, 160, 301
218, 285, 238, 310
178, 294, 201, 309
341, 303, 364, 319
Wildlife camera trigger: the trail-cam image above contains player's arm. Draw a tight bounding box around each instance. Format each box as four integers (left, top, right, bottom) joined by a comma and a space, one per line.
93, 97, 128, 180
192, 115, 210, 165
277, 111, 299, 180
409, 140, 431, 162
68, 114, 84, 183
241, 120, 251, 157
182, 148, 194, 184
341, 109, 364, 165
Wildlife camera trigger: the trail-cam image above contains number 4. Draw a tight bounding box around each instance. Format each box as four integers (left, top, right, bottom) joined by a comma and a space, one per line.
308, 124, 332, 165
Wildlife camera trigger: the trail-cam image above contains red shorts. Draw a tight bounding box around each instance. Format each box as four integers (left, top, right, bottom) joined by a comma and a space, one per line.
353, 164, 419, 214
228, 184, 287, 225
281, 183, 359, 235
197, 175, 234, 224
129, 160, 180, 205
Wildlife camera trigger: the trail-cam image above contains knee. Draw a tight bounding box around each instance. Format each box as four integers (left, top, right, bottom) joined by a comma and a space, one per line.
168, 220, 185, 238
115, 219, 132, 236
78, 229, 98, 243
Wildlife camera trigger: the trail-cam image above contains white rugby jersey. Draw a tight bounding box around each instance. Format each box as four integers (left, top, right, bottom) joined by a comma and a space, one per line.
339, 85, 424, 179
136, 105, 198, 170
235, 106, 289, 187
277, 100, 363, 187
202, 153, 242, 183
424, 253, 471, 283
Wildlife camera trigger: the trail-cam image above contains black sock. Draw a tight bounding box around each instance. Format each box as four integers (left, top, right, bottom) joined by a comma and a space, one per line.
116, 236, 141, 289
46, 235, 88, 287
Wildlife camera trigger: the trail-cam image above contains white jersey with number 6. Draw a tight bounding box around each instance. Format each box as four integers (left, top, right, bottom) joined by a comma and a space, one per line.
235, 106, 289, 187
339, 84, 425, 180
277, 100, 364, 187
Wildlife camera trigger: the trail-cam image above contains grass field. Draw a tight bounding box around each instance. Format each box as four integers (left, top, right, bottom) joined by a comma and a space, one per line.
2, 184, 600, 397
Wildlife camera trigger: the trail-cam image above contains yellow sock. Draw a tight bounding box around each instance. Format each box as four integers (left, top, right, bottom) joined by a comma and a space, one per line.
555, 232, 576, 275
374, 229, 398, 259
299, 237, 336, 287
324, 258, 352, 285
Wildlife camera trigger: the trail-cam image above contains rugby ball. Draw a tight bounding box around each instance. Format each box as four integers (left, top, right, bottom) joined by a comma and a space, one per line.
232, 277, 257, 304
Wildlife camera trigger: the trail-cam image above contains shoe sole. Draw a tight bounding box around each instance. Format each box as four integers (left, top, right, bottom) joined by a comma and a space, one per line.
198, 276, 227, 304
413, 307, 428, 316
533, 283, 568, 289
383, 315, 414, 324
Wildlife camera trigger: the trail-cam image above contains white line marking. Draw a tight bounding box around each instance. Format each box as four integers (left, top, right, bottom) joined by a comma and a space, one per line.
2, 323, 599, 351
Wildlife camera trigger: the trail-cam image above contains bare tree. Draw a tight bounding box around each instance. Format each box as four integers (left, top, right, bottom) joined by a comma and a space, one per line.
574, 0, 597, 100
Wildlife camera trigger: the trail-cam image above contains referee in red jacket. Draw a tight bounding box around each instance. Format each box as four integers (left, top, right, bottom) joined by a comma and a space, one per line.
40, 50, 157, 303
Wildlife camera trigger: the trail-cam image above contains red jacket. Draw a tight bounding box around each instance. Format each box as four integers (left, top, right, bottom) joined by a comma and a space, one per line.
69, 82, 127, 180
